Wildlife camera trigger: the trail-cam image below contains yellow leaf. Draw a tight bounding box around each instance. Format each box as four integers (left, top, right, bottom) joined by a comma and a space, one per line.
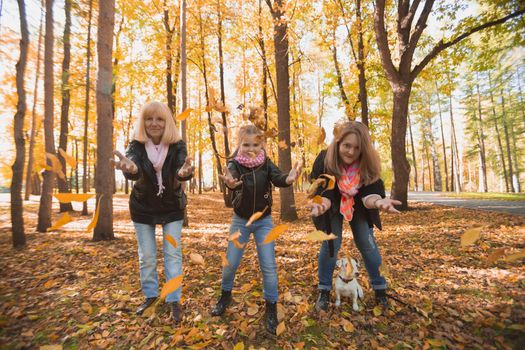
39, 346, 63, 350
311, 195, 323, 205
220, 252, 228, 267
233, 342, 244, 350
229, 231, 246, 249
373, 305, 382, 316
264, 128, 278, 138
505, 249, 525, 262
54, 193, 94, 203
460, 227, 482, 247
307, 178, 326, 199
46, 152, 66, 180
486, 248, 506, 264
176, 108, 194, 121
247, 305, 259, 316
306, 230, 337, 241
246, 206, 268, 227
320, 174, 336, 190
58, 147, 77, 168
81, 302, 93, 315
276, 321, 286, 336
160, 275, 183, 300
341, 319, 354, 332
262, 224, 289, 244
87, 194, 104, 233
317, 127, 326, 145
378, 263, 390, 278
165, 235, 178, 248
190, 253, 205, 266
278, 140, 288, 150
47, 212, 72, 231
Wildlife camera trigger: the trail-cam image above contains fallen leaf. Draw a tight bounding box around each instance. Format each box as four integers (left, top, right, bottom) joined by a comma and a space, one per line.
341, 319, 354, 332
373, 306, 382, 316
460, 227, 482, 247
176, 108, 194, 121
486, 248, 506, 264
505, 249, 525, 262
165, 235, 178, 248
160, 275, 183, 300
233, 342, 244, 350
262, 224, 289, 244
46, 152, 66, 180
47, 212, 72, 231
81, 302, 93, 315
293, 342, 305, 350
246, 206, 268, 227
276, 321, 286, 336
39, 346, 63, 350
87, 194, 104, 233
247, 305, 258, 316
190, 253, 205, 266
54, 193, 94, 203
58, 147, 77, 168
306, 230, 337, 241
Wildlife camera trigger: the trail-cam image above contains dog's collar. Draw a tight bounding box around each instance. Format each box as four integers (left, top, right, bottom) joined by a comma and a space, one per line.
338, 275, 355, 284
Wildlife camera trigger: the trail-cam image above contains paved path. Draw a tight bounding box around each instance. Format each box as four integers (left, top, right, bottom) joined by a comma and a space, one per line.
408, 191, 525, 216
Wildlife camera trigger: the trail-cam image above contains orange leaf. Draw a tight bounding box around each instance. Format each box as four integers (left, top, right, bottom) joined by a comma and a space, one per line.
47, 212, 72, 231
214, 104, 229, 113
264, 128, 278, 138
58, 147, 77, 168
278, 140, 288, 150
320, 174, 336, 190
165, 234, 178, 248
486, 248, 506, 264
205, 105, 213, 112
276, 321, 286, 336
262, 224, 289, 244
54, 193, 94, 203
306, 230, 337, 241
246, 206, 268, 227
46, 152, 65, 180
160, 275, 183, 300
460, 227, 482, 247
220, 252, 228, 267
317, 127, 326, 145
505, 249, 525, 262
176, 108, 194, 121
307, 178, 326, 199
229, 231, 246, 249
311, 195, 323, 205
87, 194, 104, 233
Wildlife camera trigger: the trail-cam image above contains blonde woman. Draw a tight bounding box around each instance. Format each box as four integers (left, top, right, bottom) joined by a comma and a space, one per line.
112, 101, 194, 323
309, 121, 400, 312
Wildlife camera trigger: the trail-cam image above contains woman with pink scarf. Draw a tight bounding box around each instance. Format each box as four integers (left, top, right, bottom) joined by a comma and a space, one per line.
309, 121, 401, 313
112, 102, 194, 324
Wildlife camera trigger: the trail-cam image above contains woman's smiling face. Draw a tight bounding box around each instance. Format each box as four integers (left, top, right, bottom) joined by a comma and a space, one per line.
338, 132, 361, 166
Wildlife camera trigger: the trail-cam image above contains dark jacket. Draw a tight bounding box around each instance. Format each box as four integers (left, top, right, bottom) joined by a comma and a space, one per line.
227, 157, 290, 220
309, 150, 385, 230
123, 140, 193, 225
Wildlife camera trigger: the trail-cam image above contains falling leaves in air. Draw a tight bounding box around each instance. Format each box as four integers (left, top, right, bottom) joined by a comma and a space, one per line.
229, 231, 246, 249
165, 235, 178, 248
58, 147, 77, 168
190, 253, 205, 266
176, 108, 194, 121
317, 127, 326, 145
460, 227, 482, 247
278, 140, 288, 150
160, 275, 183, 300
307, 178, 326, 199
46, 152, 66, 180
220, 252, 228, 267
264, 128, 278, 138
311, 195, 323, 205
505, 249, 525, 262
246, 206, 268, 227
306, 230, 337, 241
262, 224, 289, 244
47, 212, 72, 231
54, 193, 94, 203
87, 194, 104, 232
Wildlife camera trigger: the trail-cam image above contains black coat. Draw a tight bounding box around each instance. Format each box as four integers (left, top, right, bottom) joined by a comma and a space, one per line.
227, 157, 290, 220
309, 150, 385, 230
123, 140, 193, 225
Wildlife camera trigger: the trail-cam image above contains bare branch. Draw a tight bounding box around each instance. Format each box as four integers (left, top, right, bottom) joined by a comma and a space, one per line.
373, 0, 400, 82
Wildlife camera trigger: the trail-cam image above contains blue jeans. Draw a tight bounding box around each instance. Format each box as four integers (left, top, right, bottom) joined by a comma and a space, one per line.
134, 220, 183, 302
221, 214, 279, 302
318, 212, 387, 291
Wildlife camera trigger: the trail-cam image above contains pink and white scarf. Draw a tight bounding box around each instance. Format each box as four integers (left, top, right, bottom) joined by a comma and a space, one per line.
338, 162, 361, 221
235, 149, 266, 168
145, 139, 169, 196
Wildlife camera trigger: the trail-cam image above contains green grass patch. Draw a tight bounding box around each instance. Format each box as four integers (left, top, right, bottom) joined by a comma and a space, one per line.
448, 192, 525, 201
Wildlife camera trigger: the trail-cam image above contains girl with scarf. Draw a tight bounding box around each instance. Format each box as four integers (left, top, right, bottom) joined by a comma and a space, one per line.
309, 121, 401, 312
111, 102, 194, 323
210, 125, 302, 335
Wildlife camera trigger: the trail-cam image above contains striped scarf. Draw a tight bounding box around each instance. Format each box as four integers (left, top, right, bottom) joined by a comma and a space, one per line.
338, 162, 361, 221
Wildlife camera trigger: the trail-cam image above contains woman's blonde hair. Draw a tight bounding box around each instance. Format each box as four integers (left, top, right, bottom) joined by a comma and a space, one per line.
324, 121, 381, 185
233, 124, 265, 155
133, 101, 181, 144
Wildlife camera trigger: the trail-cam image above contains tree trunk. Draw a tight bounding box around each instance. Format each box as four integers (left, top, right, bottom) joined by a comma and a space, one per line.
268, 0, 297, 221
355, 0, 368, 126
37, 0, 56, 232
25, 4, 43, 201
58, 0, 73, 212
407, 112, 418, 191
258, 0, 268, 128
449, 97, 462, 192
475, 81, 488, 192
500, 91, 515, 192
331, 28, 352, 120
163, 0, 176, 114
434, 82, 449, 191
180, 0, 187, 140
12, 0, 29, 247
488, 72, 508, 191
217, 0, 230, 157
93, 0, 115, 241
508, 90, 521, 192
74, 138, 79, 193
82, 0, 93, 216
427, 110, 442, 191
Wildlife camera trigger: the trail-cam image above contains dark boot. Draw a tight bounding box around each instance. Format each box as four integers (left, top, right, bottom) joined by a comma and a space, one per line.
171, 302, 182, 323
375, 289, 390, 308
210, 290, 232, 316
315, 290, 330, 312
136, 297, 157, 315
265, 301, 278, 335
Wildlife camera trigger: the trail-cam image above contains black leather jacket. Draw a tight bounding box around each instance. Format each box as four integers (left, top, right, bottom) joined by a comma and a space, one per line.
227, 158, 290, 220
123, 140, 193, 224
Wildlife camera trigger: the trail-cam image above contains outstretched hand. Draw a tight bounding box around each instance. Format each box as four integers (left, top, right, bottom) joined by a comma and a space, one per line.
178, 156, 195, 178
110, 150, 138, 174
307, 197, 331, 217
286, 161, 304, 185
219, 167, 243, 189
375, 198, 402, 214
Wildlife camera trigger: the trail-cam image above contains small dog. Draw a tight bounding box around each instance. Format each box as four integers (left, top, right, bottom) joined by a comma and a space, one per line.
334, 257, 364, 311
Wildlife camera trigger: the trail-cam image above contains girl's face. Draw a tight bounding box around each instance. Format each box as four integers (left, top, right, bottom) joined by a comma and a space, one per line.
144, 114, 166, 143
338, 133, 361, 166
239, 134, 263, 157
